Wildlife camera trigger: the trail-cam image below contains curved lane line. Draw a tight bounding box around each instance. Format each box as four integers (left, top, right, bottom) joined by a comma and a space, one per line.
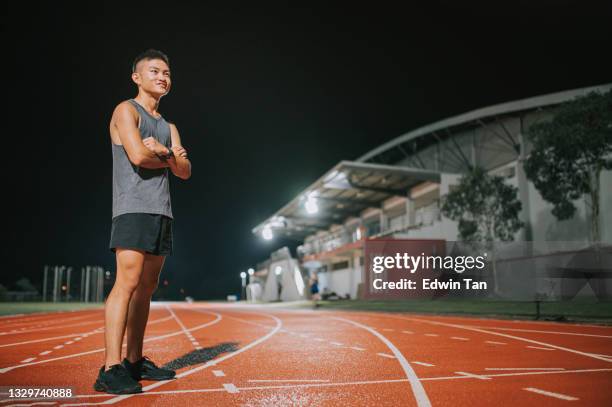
331, 316, 431, 407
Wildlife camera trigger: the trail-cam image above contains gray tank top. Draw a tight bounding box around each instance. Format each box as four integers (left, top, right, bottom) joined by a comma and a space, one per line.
111, 99, 173, 219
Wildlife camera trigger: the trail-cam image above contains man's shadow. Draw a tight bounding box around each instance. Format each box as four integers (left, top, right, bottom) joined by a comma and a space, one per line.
161, 342, 239, 370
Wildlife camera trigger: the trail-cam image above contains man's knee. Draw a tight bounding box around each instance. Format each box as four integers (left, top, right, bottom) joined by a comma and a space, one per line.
140, 277, 159, 294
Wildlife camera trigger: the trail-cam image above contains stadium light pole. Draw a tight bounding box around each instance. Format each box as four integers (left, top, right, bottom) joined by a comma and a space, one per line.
240, 271, 247, 301
66, 267, 72, 302
42, 265, 48, 302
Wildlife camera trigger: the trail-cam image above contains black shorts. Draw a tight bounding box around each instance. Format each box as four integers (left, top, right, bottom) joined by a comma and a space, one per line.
109, 213, 173, 256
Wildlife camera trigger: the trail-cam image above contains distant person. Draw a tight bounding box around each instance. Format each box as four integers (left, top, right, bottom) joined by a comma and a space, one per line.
310, 272, 321, 303
95, 49, 192, 394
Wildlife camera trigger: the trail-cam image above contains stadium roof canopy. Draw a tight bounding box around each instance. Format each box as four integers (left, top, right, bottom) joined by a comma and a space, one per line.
357, 83, 612, 165
252, 161, 440, 240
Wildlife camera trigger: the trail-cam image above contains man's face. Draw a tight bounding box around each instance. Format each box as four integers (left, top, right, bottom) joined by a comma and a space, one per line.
132, 58, 171, 96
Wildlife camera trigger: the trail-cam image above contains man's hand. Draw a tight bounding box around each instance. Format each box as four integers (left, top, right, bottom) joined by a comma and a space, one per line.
142, 137, 170, 156
172, 145, 188, 158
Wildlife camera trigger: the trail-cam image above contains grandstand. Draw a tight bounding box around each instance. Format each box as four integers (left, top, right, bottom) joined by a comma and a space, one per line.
251, 84, 612, 302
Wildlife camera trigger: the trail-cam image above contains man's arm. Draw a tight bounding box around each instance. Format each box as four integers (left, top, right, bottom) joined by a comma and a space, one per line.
113, 102, 169, 169
167, 123, 192, 180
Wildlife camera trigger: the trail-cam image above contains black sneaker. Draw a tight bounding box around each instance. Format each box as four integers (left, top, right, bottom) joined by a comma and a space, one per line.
122, 356, 176, 381
93, 364, 142, 394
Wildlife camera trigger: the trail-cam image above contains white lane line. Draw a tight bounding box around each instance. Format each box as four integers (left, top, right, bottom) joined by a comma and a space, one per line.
0, 315, 172, 349
424, 334, 438, 337
485, 341, 506, 345
65, 311, 283, 406
451, 337, 469, 341
377, 353, 396, 359
402, 331, 413, 334
65, 341, 74, 345
20, 358, 36, 363
165, 305, 194, 345
39, 351, 51, 356
331, 316, 431, 407
223, 383, 239, 394
212, 370, 225, 377
330, 342, 343, 346
470, 326, 612, 338
0, 313, 95, 330
314, 338, 325, 342
0, 319, 104, 336
53, 345, 64, 350
523, 387, 579, 401
412, 361, 434, 367
350, 347, 366, 351
455, 371, 491, 380
7, 369, 611, 404
385, 314, 612, 363
0, 311, 222, 374
248, 379, 330, 383
527, 346, 555, 351
485, 368, 565, 371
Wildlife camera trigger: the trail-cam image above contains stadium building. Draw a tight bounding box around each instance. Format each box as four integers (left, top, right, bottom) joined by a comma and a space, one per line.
250, 84, 612, 302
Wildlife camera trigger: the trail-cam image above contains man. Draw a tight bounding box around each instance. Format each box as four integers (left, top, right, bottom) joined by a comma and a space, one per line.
94, 49, 192, 394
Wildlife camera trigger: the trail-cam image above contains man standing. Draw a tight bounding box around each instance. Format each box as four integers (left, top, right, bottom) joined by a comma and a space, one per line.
95, 49, 192, 394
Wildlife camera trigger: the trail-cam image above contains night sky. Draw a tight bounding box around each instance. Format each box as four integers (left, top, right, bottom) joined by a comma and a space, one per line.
6, 2, 612, 299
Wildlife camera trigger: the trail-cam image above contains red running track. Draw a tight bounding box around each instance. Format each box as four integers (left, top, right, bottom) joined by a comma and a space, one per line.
0, 302, 611, 406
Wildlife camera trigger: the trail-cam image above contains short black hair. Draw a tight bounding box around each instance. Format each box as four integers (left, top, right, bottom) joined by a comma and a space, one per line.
132, 49, 170, 73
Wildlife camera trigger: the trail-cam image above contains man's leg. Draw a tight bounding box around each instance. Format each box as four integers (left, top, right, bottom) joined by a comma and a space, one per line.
104, 248, 146, 370
125, 253, 165, 363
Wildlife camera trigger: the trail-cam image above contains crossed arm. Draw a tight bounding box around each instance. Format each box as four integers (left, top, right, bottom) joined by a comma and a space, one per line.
113, 102, 191, 179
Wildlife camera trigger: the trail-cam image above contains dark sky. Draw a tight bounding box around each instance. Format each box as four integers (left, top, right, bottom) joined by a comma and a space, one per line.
5, 2, 612, 298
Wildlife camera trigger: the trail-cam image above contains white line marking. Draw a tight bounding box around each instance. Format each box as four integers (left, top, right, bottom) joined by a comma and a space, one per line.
165, 305, 195, 348
62, 310, 282, 405
485, 341, 506, 345
331, 316, 431, 407
451, 337, 469, 341
330, 342, 343, 346
402, 330, 413, 334
0, 311, 222, 374
39, 351, 51, 356
455, 371, 491, 380
65, 341, 74, 345
470, 325, 612, 338
0, 319, 105, 336
523, 387, 578, 401
314, 338, 325, 342
384, 314, 612, 363
20, 358, 36, 363
350, 346, 366, 351
6, 369, 611, 404
424, 334, 438, 337
527, 346, 555, 351
412, 361, 434, 367
377, 353, 396, 359
53, 345, 63, 350
223, 383, 239, 394
212, 370, 225, 377
248, 379, 330, 383
485, 368, 565, 371
0, 316, 174, 349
